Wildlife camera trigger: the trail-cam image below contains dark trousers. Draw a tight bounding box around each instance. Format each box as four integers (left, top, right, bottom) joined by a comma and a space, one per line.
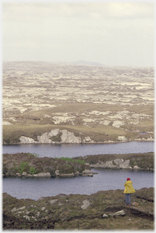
125, 193, 131, 205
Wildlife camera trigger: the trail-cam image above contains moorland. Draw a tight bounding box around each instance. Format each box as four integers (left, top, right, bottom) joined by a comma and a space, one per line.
3, 62, 154, 144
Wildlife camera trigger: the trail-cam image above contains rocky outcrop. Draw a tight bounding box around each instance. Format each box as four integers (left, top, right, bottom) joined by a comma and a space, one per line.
117, 136, 127, 142
18, 129, 154, 144
81, 200, 91, 209
90, 158, 132, 170
20, 136, 36, 144
82, 169, 98, 177
103, 209, 126, 218
61, 130, 81, 143
20, 129, 84, 144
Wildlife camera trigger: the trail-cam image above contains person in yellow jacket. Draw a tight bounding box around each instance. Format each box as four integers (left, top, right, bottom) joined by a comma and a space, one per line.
124, 178, 135, 205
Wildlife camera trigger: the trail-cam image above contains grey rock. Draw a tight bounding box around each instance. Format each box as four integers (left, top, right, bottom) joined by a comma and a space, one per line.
55, 170, 60, 176
104, 161, 116, 168
11, 207, 17, 212
32, 216, 37, 221
23, 215, 30, 221
59, 173, 75, 177
82, 169, 97, 177
11, 206, 26, 212
49, 199, 58, 205
92, 159, 132, 170
119, 160, 131, 169
36, 212, 40, 217
118, 135, 127, 141
49, 129, 60, 137
103, 213, 108, 218
22, 172, 27, 176
81, 200, 91, 209
82, 169, 92, 174
33, 172, 51, 177
61, 130, 81, 143
114, 158, 124, 166
37, 132, 52, 143
20, 136, 36, 144
133, 165, 140, 170
109, 210, 126, 217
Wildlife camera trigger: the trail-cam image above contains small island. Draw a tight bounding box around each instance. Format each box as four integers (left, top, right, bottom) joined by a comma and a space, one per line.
3, 152, 154, 178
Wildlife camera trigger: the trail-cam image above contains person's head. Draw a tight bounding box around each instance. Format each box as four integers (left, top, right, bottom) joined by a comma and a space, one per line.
127, 178, 130, 181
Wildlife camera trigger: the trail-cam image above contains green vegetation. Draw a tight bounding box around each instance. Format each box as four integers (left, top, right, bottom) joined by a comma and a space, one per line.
3, 152, 154, 178
29, 166, 37, 175
19, 162, 29, 174
3, 153, 87, 177
50, 132, 62, 142
56, 157, 85, 165
76, 152, 154, 170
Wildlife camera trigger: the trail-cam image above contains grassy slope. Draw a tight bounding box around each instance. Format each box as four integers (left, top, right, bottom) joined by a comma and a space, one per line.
3, 102, 154, 144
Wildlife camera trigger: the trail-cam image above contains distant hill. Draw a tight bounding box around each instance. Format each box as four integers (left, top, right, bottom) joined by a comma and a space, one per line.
3, 60, 105, 67
71, 60, 104, 66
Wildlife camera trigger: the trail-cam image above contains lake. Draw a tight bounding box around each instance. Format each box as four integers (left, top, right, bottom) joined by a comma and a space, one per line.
3, 169, 154, 200
3, 141, 154, 158
3, 141, 154, 200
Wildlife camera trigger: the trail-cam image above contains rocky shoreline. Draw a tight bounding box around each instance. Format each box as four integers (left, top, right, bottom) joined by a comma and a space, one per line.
3, 187, 154, 230
3, 152, 154, 178
11, 128, 155, 144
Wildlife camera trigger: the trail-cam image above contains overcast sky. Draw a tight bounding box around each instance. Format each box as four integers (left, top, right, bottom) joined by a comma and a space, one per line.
2, 1, 155, 66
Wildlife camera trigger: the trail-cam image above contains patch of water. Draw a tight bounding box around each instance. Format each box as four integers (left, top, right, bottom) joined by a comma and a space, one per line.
3, 169, 154, 200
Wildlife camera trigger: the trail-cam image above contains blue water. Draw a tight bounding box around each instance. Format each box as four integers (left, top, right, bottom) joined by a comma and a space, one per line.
3, 141, 154, 158
3, 142, 154, 200
3, 169, 154, 200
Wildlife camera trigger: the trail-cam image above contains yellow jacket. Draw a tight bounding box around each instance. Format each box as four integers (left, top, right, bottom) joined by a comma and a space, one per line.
124, 180, 135, 194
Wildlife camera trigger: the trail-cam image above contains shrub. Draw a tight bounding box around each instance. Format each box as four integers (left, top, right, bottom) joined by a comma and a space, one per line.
29, 166, 37, 174
19, 162, 29, 174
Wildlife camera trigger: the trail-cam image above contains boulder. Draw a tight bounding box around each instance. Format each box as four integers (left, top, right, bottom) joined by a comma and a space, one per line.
104, 161, 116, 169
37, 133, 52, 143
49, 129, 60, 137
33, 172, 51, 177
59, 173, 75, 178
55, 170, 60, 176
81, 200, 91, 209
103, 213, 108, 218
133, 165, 140, 170
118, 136, 127, 142
20, 136, 36, 144
61, 130, 81, 143
119, 160, 132, 169
114, 158, 124, 166
23, 215, 30, 221
109, 210, 126, 217
22, 172, 27, 176
83, 136, 94, 143
82, 169, 97, 176
49, 199, 58, 205
113, 121, 124, 128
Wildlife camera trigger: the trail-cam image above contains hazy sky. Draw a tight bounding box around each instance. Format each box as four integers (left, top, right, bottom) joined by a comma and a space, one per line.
2, 1, 155, 66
